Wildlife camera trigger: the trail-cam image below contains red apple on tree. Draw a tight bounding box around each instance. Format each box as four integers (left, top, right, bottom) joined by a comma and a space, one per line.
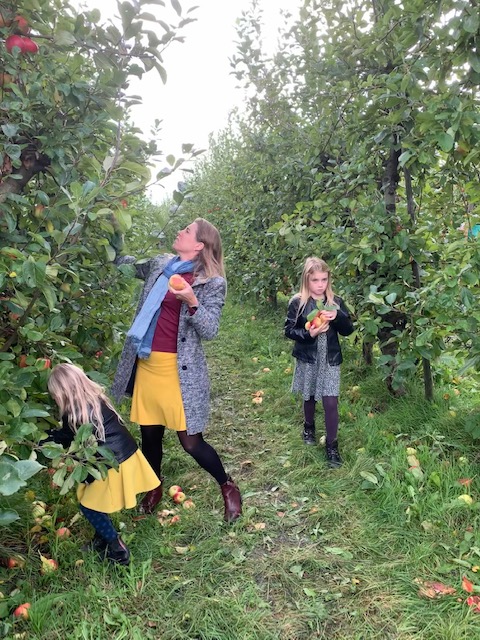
13, 15, 30, 34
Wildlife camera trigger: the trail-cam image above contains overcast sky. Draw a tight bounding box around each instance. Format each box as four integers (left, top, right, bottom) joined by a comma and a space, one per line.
72, 0, 301, 200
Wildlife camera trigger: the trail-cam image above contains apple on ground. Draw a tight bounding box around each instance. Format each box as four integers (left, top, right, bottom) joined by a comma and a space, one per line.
172, 491, 186, 504
40, 555, 58, 574
13, 603, 31, 619
31, 504, 45, 518
182, 499, 195, 509
168, 485, 182, 497
56, 527, 71, 538
7, 556, 25, 569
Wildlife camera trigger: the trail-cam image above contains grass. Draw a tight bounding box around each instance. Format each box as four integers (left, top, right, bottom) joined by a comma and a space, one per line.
1, 296, 480, 639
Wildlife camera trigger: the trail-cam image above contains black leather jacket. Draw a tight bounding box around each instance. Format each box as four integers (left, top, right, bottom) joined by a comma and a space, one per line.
47, 402, 138, 465
284, 295, 354, 365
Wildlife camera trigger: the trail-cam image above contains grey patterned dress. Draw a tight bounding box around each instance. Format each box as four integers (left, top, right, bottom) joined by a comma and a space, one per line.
291, 332, 340, 399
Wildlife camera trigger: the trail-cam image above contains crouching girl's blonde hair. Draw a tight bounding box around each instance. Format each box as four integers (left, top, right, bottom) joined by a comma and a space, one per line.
47, 363, 120, 441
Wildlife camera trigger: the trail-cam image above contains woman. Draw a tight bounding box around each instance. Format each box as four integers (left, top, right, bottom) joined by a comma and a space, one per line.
111, 218, 242, 522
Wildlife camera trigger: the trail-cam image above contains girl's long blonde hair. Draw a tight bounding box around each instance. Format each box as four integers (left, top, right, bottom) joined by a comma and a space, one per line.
47, 363, 120, 441
296, 256, 336, 315
194, 217, 225, 278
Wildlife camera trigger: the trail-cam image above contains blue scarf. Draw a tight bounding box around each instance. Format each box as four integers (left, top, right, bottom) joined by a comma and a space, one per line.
127, 256, 195, 359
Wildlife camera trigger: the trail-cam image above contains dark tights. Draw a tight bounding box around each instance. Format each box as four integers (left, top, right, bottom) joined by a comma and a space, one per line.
303, 396, 339, 443
140, 425, 228, 485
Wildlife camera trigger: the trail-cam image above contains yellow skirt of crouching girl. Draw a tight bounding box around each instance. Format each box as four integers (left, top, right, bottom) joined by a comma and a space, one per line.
130, 352, 187, 431
77, 449, 160, 514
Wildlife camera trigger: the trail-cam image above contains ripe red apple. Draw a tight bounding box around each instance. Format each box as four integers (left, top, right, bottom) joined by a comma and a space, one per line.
13, 15, 30, 34
5, 34, 24, 52
172, 491, 186, 504
169, 275, 186, 291
56, 527, 71, 538
7, 556, 25, 569
13, 603, 30, 619
21, 37, 38, 54
168, 485, 182, 497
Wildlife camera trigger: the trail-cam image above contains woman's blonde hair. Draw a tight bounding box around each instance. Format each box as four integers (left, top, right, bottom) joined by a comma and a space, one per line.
47, 363, 120, 441
193, 217, 225, 278
296, 256, 336, 314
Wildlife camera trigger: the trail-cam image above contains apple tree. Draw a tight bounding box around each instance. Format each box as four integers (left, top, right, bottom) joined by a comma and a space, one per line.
0, 0, 197, 525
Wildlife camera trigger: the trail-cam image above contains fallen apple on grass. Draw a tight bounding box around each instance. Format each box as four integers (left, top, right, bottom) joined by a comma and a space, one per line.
172, 491, 186, 504
182, 499, 195, 509
56, 527, 71, 538
13, 603, 31, 619
40, 554, 58, 574
168, 485, 182, 497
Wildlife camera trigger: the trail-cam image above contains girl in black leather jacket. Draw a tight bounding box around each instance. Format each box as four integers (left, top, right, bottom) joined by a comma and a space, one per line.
284, 257, 354, 467
47, 363, 159, 565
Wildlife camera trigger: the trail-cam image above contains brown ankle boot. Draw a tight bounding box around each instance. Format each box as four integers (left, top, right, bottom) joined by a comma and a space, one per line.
220, 476, 242, 522
138, 482, 163, 515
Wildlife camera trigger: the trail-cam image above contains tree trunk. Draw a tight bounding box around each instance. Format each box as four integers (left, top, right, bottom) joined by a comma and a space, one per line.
379, 143, 407, 396
0, 147, 50, 207
404, 166, 434, 401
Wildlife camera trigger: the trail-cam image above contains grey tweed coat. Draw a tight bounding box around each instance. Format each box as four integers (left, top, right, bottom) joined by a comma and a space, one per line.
111, 253, 226, 435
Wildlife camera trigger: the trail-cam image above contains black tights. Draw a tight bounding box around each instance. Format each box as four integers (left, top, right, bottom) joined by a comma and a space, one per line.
140, 425, 228, 486
303, 396, 339, 443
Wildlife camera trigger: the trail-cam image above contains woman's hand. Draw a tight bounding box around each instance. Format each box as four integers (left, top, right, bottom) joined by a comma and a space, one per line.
169, 281, 198, 308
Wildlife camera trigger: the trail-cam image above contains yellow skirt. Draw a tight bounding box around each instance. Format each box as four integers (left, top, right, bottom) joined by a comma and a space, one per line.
130, 352, 186, 431
77, 449, 160, 514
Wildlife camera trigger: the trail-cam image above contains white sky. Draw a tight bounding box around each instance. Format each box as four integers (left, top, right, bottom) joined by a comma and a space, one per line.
72, 0, 301, 200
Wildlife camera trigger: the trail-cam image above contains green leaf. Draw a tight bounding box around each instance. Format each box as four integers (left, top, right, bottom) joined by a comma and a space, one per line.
0, 508, 20, 526
54, 30, 77, 46
360, 471, 379, 485
14, 459, 44, 481
463, 13, 479, 34
436, 133, 454, 152
171, 0, 182, 16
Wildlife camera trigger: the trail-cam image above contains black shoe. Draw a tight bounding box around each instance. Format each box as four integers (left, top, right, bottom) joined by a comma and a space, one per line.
325, 440, 342, 468
302, 422, 316, 445
105, 536, 130, 566
81, 533, 108, 554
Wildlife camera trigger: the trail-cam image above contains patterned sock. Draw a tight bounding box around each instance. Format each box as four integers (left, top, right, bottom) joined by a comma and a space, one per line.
79, 504, 117, 543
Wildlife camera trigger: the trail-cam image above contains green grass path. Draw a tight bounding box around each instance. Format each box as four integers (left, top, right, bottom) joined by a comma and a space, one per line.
2, 298, 480, 639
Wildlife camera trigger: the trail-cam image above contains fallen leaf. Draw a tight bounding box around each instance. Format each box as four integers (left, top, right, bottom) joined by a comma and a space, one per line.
462, 576, 474, 593
252, 390, 265, 396
466, 595, 480, 612
175, 546, 189, 555
415, 578, 456, 599
240, 460, 253, 466
252, 396, 263, 404
458, 478, 472, 487
276, 511, 285, 517
254, 522, 266, 530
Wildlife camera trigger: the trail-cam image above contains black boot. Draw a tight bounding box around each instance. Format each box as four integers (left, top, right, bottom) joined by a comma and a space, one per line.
81, 533, 108, 554
105, 536, 130, 566
325, 440, 342, 468
302, 422, 316, 445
